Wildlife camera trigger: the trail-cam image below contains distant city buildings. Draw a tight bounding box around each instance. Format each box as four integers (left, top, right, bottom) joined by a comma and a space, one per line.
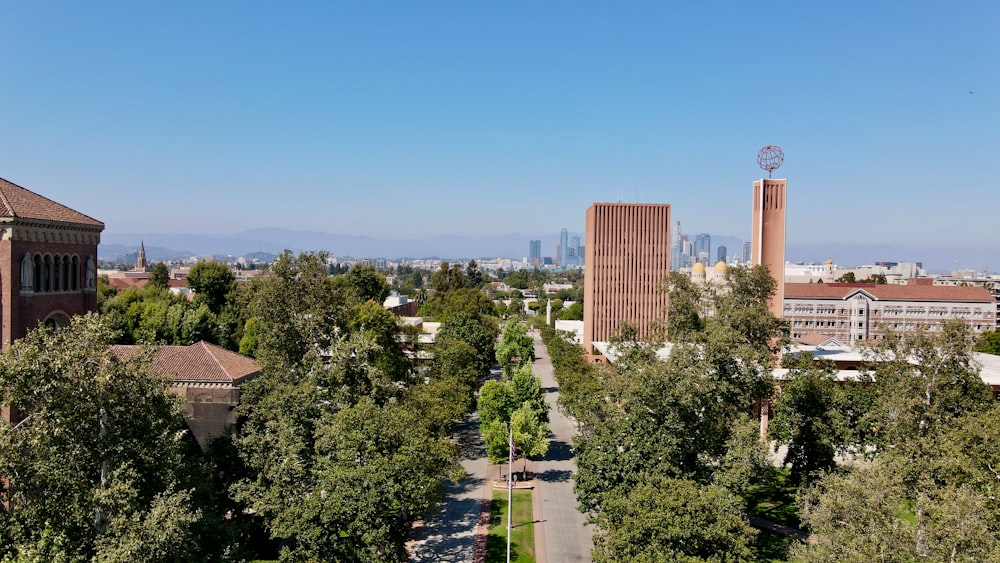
529, 239, 541, 267
717, 245, 727, 263
559, 228, 568, 267
695, 233, 711, 264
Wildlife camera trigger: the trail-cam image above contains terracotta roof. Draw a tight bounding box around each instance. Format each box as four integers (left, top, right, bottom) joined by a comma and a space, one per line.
111, 341, 260, 384
0, 177, 104, 227
785, 282, 995, 303
107, 277, 188, 291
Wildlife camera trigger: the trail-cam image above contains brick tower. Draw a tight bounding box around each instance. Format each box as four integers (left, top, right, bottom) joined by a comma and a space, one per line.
750, 179, 787, 320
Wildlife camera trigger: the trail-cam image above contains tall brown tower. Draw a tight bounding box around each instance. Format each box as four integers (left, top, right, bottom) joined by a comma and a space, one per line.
583, 203, 671, 354
751, 178, 787, 318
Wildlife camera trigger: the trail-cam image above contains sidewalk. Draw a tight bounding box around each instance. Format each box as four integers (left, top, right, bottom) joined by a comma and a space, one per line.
530, 332, 593, 562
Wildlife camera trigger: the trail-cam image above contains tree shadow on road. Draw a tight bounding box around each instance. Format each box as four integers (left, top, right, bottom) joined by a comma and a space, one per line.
411, 496, 485, 563
543, 439, 574, 462
538, 468, 573, 483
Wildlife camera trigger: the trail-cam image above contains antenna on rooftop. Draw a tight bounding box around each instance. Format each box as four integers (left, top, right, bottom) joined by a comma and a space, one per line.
757, 145, 784, 178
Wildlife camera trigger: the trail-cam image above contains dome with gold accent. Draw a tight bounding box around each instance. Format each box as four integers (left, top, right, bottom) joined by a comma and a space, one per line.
692, 262, 706, 272
714, 261, 728, 272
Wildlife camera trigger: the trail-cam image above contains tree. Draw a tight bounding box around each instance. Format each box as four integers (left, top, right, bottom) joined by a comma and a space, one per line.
465, 260, 484, 288
237, 396, 460, 562
557, 302, 583, 321
187, 260, 236, 314
769, 353, 843, 482
593, 477, 757, 563
100, 285, 222, 346
836, 272, 857, 283
436, 311, 498, 376
242, 251, 347, 373
975, 330, 1000, 355
148, 262, 170, 290
0, 315, 207, 561
509, 401, 550, 478
792, 325, 1000, 561
348, 300, 412, 391
508, 363, 546, 420
712, 415, 776, 496
495, 320, 535, 374
334, 264, 391, 306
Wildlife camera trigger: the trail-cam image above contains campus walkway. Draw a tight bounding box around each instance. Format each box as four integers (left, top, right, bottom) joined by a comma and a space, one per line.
411, 333, 593, 563
530, 331, 593, 562
409, 382, 494, 562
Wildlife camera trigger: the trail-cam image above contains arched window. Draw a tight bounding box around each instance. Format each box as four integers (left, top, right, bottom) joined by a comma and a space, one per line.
72, 256, 80, 291
20, 252, 33, 291
62, 256, 73, 291
42, 311, 71, 329
43, 255, 52, 292
53, 255, 62, 292
34, 255, 43, 292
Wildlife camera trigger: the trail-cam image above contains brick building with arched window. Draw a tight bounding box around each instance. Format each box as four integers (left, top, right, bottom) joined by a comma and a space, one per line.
0, 177, 104, 345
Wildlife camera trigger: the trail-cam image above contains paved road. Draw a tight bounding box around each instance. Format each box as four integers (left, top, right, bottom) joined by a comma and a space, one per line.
532, 332, 593, 562
409, 408, 491, 562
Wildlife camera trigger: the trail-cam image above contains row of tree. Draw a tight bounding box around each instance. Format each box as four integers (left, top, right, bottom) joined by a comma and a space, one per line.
478, 320, 549, 478
545, 264, 1000, 561
2, 251, 502, 562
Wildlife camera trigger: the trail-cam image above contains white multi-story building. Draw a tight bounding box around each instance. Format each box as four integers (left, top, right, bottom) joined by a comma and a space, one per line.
783, 279, 996, 343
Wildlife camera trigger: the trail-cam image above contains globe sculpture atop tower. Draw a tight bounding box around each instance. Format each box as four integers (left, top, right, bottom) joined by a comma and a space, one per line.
756, 145, 784, 178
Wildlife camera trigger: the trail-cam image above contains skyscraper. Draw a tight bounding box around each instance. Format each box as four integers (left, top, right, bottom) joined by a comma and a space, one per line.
717, 245, 727, 264
568, 235, 581, 267
694, 233, 711, 264
559, 228, 569, 267
742, 241, 751, 265
751, 178, 787, 317
584, 203, 671, 353
670, 221, 684, 271
529, 239, 541, 266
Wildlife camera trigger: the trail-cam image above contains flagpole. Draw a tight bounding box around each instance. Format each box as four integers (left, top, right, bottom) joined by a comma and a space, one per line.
507, 421, 513, 563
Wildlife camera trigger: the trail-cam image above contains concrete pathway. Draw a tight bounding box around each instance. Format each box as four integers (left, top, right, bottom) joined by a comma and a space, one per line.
409, 405, 492, 561
531, 331, 593, 562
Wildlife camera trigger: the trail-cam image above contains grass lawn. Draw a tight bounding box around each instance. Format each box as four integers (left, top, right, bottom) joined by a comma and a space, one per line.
744, 469, 806, 562
486, 489, 536, 563
744, 469, 801, 529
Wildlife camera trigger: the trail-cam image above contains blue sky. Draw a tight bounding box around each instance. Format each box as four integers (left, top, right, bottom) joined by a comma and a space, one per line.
1, 2, 996, 257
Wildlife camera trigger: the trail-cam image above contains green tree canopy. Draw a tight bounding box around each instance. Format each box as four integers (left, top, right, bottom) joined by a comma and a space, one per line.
186, 260, 236, 314
496, 320, 535, 374
147, 262, 170, 290
0, 315, 209, 561
593, 477, 757, 563
333, 264, 391, 307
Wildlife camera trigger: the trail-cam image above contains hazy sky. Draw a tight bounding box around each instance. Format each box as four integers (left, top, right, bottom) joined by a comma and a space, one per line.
1, 2, 996, 249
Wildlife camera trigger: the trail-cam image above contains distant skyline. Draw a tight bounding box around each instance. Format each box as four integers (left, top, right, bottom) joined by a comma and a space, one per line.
2, 2, 997, 261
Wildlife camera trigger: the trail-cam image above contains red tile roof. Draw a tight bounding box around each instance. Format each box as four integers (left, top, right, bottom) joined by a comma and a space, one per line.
0, 177, 104, 227
111, 341, 260, 384
785, 282, 994, 303
107, 277, 188, 291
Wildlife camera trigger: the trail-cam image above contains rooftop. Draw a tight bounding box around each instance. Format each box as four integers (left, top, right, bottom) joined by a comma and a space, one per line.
0, 177, 104, 228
